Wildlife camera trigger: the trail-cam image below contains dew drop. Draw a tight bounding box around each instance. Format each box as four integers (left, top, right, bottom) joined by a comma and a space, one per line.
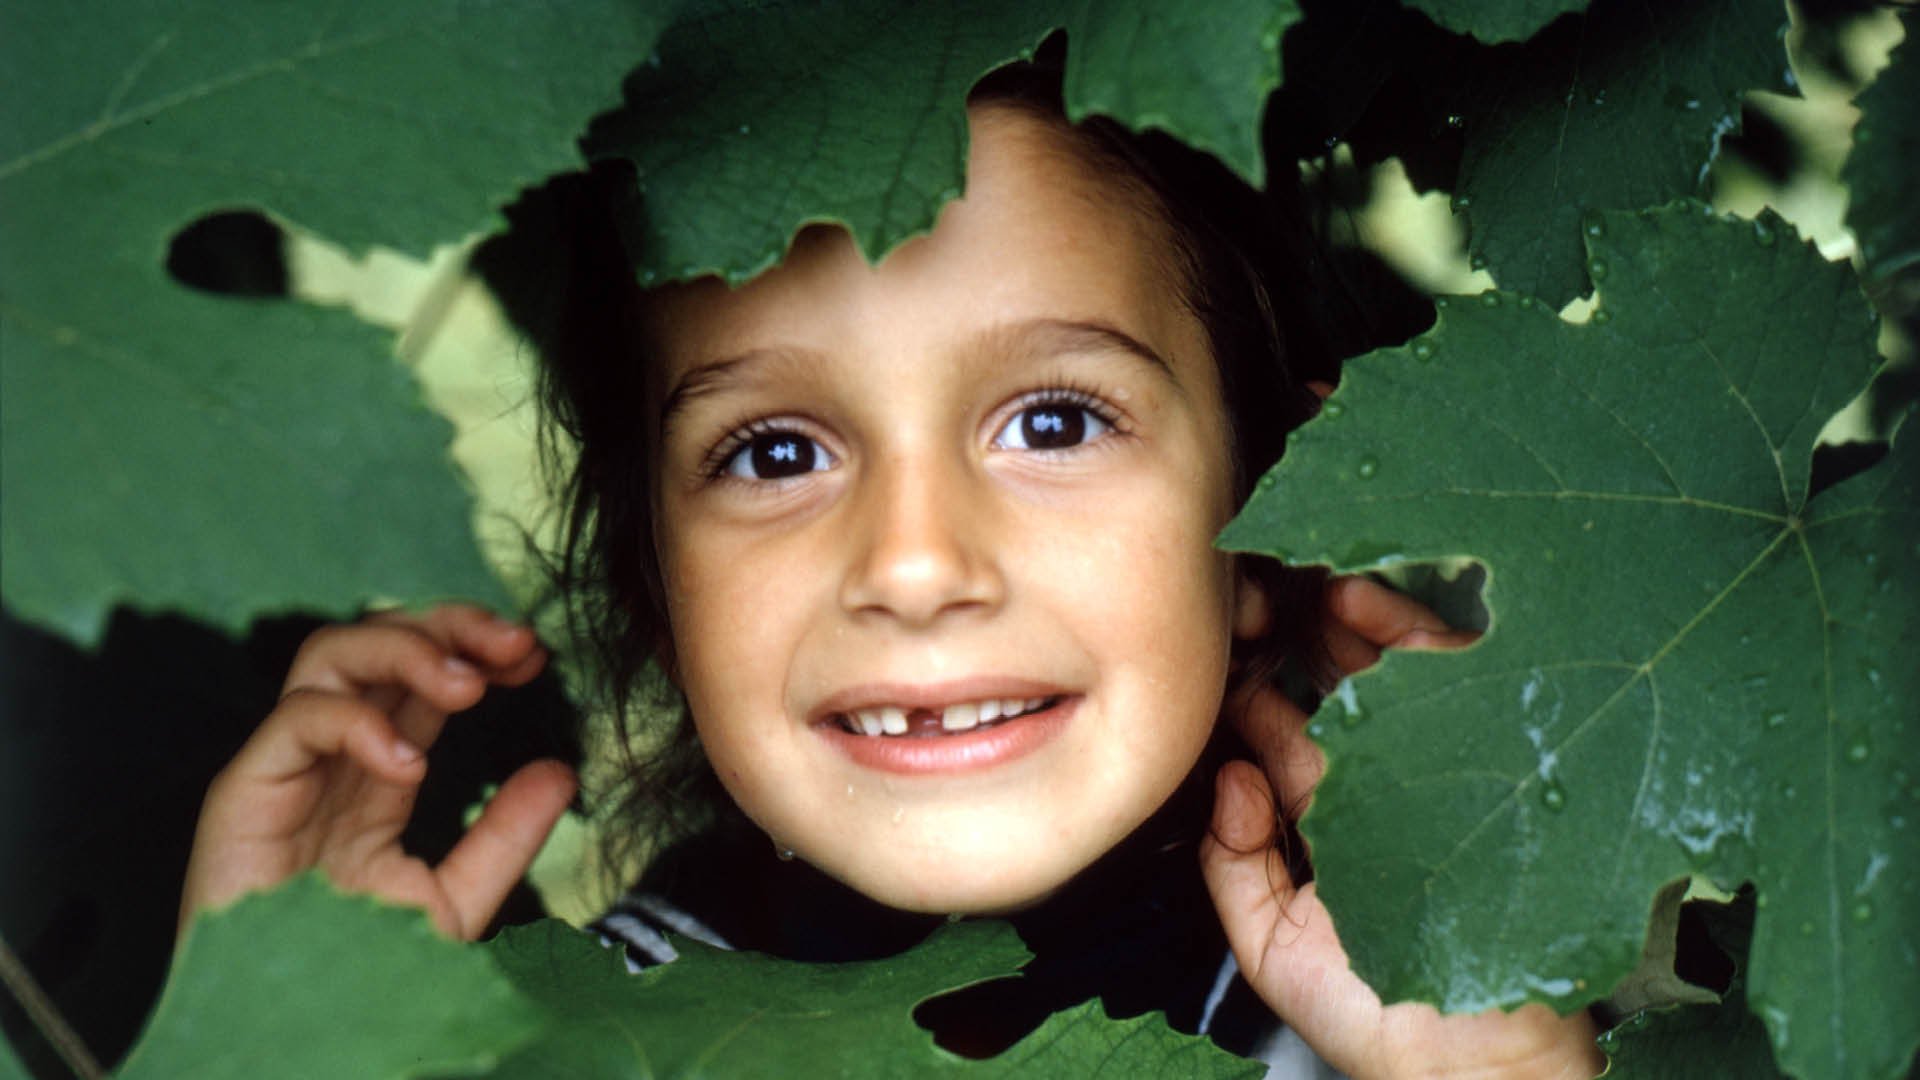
1755, 892, 1769, 909
1433, 296, 1451, 309
1357, 455, 1380, 480
1847, 738, 1871, 763
1765, 711, 1789, 728
1852, 900, 1874, 923
1780, 783, 1797, 800
1541, 782, 1567, 811
1480, 291, 1501, 308
1470, 252, 1489, 270
1752, 220, 1776, 246
1587, 258, 1609, 281
1412, 339, 1437, 361
1590, 308, 1613, 325
1257, 472, 1277, 491
1452, 195, 1472, 210
1584, 215, 1606, 238
1321, 399, 1346, 419
738, 123, 752, 135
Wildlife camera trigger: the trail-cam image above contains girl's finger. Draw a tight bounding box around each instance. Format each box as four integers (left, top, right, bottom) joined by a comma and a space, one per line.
1323, 619, 1383, 678
434, 759, 578, 940
284, 622, 487, 713
1228, 683, 1324, 820
221, 690, 425, 788
1199, 762, 1295, 985
1326, 575, 1458, 651
366, 604, 544, 679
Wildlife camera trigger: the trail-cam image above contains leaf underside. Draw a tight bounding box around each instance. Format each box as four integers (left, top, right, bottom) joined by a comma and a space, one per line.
1841, 10, 1919, 282
1403, 0, 1590, 44
1221, 202, 1917, 1079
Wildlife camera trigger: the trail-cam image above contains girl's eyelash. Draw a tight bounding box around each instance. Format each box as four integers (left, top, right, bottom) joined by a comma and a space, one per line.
1005, 381, 1128, 432
698, 416, 810, 480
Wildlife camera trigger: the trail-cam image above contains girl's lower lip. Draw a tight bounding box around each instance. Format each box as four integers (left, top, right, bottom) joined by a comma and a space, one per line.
816, 697, 1078, 775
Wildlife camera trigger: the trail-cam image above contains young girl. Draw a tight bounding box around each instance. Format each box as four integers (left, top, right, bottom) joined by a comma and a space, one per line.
179, 60, 1603, 1078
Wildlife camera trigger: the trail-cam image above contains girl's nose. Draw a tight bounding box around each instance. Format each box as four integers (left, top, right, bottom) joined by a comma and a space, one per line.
837, 452, 1005, 627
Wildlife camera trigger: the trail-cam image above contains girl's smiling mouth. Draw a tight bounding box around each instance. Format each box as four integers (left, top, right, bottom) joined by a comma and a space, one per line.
810, 680, 1079, 774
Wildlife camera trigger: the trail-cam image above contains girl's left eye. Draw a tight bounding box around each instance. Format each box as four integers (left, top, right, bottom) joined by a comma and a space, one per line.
992, 401, 1113, 451
722, 429, 835, 480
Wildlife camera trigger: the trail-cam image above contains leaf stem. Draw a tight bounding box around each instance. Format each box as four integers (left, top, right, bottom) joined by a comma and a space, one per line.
0, 930, 104, 1080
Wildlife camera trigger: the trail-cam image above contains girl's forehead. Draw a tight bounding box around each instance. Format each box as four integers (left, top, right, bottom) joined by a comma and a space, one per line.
645, 106, 1196, 378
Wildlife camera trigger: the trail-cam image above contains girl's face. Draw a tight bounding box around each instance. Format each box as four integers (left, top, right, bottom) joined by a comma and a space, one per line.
649, 105, 1250, 913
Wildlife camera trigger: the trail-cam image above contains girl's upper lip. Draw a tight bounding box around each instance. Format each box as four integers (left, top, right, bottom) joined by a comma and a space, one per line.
809, 676, 1074, 723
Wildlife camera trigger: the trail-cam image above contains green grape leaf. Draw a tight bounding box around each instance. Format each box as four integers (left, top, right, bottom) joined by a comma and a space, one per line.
584, 0, 1296, 284
1403, 0, 1590, 44
115, 875, 537, 1080
0, 1, 670, 645
1842, 11, 1918, 282
1600, 895, 1788, 1080
1219, 203, 1917, 1079
1449, 0, 1789, 306
0, 1030, 28, 1080
486, 918, 1260, 1078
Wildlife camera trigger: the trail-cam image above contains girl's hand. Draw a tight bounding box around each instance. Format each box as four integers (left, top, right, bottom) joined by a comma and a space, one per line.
179, 605, 577, 942
1201, 576, 1604, 1079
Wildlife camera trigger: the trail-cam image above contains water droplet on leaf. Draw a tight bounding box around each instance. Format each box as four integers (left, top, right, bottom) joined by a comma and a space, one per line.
1765, 711, 1789, 728
1752, 221, 1776, 246
1590, 309, 1612, 325
1541, 782, 1567, 811
1847, 738, 1871, 763
1469, 252, 1488, 269
1257, 472, 1277, 491
1321, 399, 1345, 419
1412, 339, 1436, 361
1357, 455, 1380, 480
1852, 900, 1874, 923
1480, 292, 1501, 308
1588, 258, 1609, 281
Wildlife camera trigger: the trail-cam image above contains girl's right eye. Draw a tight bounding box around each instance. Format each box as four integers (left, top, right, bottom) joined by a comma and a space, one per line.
720, 429, 835, 481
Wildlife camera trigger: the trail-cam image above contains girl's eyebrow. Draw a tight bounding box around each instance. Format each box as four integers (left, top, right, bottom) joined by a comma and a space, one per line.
658, 317, 1176, 432
659, 345, 823, 434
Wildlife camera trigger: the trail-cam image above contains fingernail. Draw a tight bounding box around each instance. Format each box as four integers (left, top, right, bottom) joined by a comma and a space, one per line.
392, 738, 422, 763
444, 656, 480, 680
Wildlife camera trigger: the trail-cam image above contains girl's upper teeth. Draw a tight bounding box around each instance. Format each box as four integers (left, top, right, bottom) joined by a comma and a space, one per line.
848, 697, 1048, 735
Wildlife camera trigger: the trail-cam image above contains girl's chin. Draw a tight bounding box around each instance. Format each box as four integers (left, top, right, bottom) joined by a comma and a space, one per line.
810, 837, 1103, 916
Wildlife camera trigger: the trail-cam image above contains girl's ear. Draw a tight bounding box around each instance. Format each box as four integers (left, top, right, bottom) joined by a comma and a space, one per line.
1232, 569, 1272, 641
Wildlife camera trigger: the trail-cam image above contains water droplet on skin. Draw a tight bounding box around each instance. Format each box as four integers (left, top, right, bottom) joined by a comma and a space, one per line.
1766, 712, 1789, 728
1470, 252, 1488, 269
1590, 308, 1612, 325
1480, 292, 1501, 307
1412, 339, 1437, 361
1848, 738, 1871, 763
1321, 399, 1346, 419
1541, 782, 1567, 811
1852, 900, 1874, 923
1357, 455, 1380, 480
891, 806, 905, 825
1588, 258, 1609, 281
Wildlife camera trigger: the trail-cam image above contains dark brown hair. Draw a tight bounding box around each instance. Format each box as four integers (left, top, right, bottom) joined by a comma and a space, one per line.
526, 51, 1353, 893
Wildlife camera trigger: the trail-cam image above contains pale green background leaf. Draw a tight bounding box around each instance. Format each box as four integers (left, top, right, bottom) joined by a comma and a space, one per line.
1451, 0, 1789, 305
1842, 11, 1917, 281
116, 875, 537, 1080
0, 1, 669, 644
1221, 204, 1916, 1079
585, 0, 1295, 283
1404, 0, 1589, 44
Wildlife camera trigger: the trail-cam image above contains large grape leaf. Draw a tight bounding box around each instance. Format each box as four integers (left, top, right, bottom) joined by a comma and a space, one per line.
583, 0, 1296, 284
115, 875, 538, 1079
1403, 0, 1589, 44
1219, 203, 1917, 1079
485, 918, 1260, 1078
1448, 0, 1789, 306
0, 1, 670, 645
1842, 11, 1917, 283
